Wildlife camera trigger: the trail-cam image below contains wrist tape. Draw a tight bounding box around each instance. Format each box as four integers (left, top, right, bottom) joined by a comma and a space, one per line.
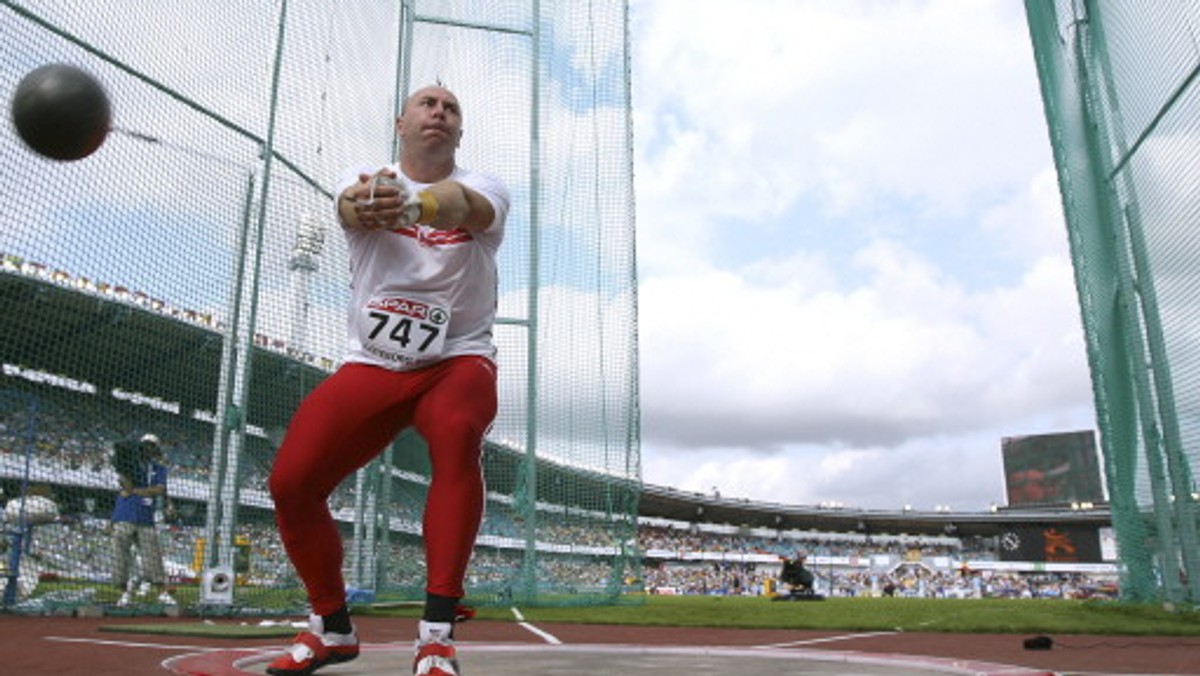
413, 190, 439, 224
403, 190, 440, 225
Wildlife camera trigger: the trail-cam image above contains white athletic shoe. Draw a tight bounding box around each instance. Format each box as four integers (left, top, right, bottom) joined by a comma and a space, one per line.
414, 621, 459, 675
266, 614, 360, 676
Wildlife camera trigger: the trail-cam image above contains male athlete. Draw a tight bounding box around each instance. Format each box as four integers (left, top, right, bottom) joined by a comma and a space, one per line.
267, 84, 510, 676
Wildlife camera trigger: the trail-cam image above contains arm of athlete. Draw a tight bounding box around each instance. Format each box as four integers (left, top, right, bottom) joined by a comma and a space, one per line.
338, 170, 495, 234
419, 179, 496, 233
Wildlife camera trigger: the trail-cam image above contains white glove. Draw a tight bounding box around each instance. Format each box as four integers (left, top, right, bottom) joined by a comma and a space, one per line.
359, 174, 415, 228
400, 192, 425, 228
362, 173, 408, 204
359, 174, 434, 229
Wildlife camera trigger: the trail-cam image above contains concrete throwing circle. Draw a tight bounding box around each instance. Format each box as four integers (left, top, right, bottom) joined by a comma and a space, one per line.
166, 642, 1053, 675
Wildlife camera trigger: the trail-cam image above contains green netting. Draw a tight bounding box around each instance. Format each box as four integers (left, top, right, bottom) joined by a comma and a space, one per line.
0, 0, 640, 614
1025, 0, 1200, 605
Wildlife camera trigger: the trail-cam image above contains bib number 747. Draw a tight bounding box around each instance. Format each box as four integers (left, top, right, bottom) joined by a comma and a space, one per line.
366, 311, 441, 352
358, 295, 450, 365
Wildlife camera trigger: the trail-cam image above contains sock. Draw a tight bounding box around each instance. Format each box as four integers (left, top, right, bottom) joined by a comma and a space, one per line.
322, 606, 353, 635
419, 619, 454, 644
423, 593, 458, 624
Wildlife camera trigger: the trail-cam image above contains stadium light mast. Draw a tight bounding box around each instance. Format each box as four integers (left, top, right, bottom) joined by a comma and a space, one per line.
287, 212, 326, 353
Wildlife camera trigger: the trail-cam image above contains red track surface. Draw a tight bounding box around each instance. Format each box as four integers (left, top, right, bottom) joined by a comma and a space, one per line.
3, 614, 1198, 675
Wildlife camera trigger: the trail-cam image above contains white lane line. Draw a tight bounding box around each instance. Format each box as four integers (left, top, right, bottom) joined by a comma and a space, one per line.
509, 606, 563, 645
754, 630, 901, 649
45, 635, 234, 652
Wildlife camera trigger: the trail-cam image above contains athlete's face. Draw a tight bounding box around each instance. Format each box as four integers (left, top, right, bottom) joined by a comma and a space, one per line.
397, 86, 463, 151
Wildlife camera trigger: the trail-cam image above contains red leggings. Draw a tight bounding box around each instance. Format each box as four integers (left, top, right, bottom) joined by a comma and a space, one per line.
268, 356, 497, 616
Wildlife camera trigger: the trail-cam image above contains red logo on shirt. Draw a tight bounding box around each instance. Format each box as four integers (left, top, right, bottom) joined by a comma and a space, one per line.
367, 297, 429, 319
391, 225, 474, 246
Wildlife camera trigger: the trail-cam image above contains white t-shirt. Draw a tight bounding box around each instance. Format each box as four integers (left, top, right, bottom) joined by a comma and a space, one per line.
334, 163, 510, 371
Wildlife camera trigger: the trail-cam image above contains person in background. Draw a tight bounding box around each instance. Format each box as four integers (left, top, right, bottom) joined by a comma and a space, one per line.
111, 433, 176, 606
776, 550, 817, 600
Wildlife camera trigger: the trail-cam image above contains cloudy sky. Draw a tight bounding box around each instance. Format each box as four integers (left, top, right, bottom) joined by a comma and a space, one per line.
628, 0, 1097, 511
0, 0, 1094, 513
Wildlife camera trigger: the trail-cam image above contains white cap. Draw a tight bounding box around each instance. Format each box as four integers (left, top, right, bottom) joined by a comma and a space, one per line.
140, 433, 160, 445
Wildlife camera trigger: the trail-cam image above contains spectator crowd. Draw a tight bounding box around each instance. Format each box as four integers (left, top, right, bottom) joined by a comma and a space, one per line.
1, 385, 1119, 604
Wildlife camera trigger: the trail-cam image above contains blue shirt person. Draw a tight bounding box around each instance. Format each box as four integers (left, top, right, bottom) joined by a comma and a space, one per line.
110, 434, 176, 605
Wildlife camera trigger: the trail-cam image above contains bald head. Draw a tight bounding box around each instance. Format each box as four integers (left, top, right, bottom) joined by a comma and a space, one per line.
397, 85, 463, 179
403, 85, 460, 115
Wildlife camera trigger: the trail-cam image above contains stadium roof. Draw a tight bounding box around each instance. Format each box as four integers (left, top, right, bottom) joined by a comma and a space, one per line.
638, 482, 1111, 538
0, 268, 327, 432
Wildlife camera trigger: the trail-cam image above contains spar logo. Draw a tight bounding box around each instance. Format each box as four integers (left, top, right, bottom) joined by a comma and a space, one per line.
368, 297, 429, 320
366, 297, 448, 325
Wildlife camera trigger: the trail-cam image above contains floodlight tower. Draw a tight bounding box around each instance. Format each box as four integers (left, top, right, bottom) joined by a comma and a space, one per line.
288, 212, 326, 352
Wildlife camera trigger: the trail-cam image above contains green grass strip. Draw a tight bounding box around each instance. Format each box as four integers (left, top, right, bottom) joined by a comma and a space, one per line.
357, 595, 1200, 636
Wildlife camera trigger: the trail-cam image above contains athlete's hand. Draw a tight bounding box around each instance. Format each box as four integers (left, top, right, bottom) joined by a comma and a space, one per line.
350, 170, 411, 230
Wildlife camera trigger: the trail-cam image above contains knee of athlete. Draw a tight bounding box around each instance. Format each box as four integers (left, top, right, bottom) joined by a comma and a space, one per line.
267, 468, 305, 508
432, 410, 492, 444
429, 452, 485, 485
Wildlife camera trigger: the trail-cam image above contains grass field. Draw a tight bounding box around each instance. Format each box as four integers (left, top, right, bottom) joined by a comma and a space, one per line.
359, 595, 1200, 637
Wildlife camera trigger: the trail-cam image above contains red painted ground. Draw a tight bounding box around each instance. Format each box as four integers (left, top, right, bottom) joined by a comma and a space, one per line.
2, 614, 1197, 675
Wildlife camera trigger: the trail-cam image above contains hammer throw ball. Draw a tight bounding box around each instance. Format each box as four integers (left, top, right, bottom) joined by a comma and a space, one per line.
11, 63, 112, 161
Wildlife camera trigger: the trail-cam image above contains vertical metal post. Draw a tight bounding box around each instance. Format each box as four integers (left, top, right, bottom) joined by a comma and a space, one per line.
203, 170, 256, 574
350, 466, 369, 586
396, 0, 415, 156
205, 0, 293, 586
375, 446, 395, 590
518, 0, 543, 603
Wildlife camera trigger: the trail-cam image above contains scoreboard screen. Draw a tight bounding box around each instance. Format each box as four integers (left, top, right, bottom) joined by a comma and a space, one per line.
1002, 430, 1104, 507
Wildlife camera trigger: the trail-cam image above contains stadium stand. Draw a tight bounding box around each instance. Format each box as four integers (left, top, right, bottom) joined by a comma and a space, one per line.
2, 380, 1118, 608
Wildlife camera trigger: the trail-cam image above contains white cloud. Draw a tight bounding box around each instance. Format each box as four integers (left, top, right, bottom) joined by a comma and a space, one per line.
632, 0, 1053, 270
639, 238, 1089, 454
631, 0, 1096, 510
